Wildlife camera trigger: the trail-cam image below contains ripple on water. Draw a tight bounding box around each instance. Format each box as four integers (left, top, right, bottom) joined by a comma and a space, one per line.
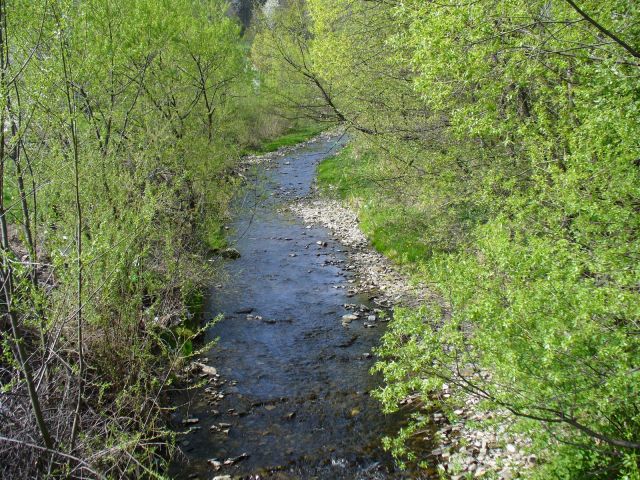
169, 137, 433, 479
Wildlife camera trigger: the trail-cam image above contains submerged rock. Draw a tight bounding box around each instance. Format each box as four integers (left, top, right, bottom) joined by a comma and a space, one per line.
234, 307, 254, 314
224, 452, 249, 465
341, 314, 359, 323
338, 335, 358, 348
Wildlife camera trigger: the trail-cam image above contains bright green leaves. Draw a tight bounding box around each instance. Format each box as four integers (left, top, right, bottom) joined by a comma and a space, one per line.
279, 0, 640, 476
1, 0, 251, 475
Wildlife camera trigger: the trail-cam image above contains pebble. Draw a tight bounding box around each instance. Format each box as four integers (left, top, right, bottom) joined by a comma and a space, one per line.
341, 314, 358, 323
193, 362, 217, 377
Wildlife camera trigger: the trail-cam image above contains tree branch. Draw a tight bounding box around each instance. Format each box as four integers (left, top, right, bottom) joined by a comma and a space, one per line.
563, 0, 640, 59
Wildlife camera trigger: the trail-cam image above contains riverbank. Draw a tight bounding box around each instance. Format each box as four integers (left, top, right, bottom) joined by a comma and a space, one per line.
288, 144, 535, 480
173, 132, 536, 480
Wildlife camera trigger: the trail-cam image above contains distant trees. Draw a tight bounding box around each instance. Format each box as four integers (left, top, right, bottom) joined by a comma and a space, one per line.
253, 0, 640, 477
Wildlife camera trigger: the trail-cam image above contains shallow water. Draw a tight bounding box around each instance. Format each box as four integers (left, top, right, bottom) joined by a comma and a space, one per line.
170, 137, 429, 479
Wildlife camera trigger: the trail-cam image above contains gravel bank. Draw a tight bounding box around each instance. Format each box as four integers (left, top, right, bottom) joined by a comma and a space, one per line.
289, 198, 432, 308
284, 144, 533, 480
245, 134, 533, 479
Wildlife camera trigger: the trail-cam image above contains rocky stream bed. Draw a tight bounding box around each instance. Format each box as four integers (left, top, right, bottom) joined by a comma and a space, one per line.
169, 134, 533, 480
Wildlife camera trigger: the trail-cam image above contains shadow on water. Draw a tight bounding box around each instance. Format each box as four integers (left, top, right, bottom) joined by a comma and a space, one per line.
169, 136, 433, 479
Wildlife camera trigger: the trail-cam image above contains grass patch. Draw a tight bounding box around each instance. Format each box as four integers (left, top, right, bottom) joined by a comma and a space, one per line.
245, 124, 327, 155
203, 218, 228, 251
317, 146, 375, 199
317, 146, 431, 264
357, 204, 432, 264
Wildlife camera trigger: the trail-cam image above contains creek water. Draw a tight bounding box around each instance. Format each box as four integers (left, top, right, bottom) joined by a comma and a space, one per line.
170, 136, 423, 479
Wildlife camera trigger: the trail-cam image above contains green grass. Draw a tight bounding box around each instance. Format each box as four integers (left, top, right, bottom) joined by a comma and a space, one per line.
317, 146, 431, 265
245, 124, 327, 155
203, 218, 228, 251
357, 205, 432, 264
317, 146, 374, 199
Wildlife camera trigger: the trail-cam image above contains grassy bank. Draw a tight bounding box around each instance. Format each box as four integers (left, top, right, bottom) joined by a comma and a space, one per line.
317, 146, 431, 265
243, 124, 327, 155
316, 132, 640, 478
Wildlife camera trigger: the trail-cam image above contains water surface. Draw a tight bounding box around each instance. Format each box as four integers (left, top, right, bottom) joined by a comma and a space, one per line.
171, 137, 426, 479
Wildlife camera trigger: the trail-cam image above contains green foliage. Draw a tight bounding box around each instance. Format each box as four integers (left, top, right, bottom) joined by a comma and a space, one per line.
247, 124, 326, 154
317, 147, 432, 263
316, 147, 370, 200
254, 0, 640, 477
0, 0, 273, 477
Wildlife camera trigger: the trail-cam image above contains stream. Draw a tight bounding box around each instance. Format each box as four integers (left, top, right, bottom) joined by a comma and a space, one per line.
170, 136, 425, 479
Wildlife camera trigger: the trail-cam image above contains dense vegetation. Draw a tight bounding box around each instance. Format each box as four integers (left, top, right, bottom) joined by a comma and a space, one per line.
252, 1, 640, 478
0, 0, 318, 477
3, 0, 638, 477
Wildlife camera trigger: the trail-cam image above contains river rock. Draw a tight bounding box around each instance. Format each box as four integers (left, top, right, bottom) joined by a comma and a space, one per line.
338, 335, 358, 348
499, 468, 513, 480
234, 307, 254, 314
194, 362, 217, 376
224, 453, 249, 465
220, 248, 241, 259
